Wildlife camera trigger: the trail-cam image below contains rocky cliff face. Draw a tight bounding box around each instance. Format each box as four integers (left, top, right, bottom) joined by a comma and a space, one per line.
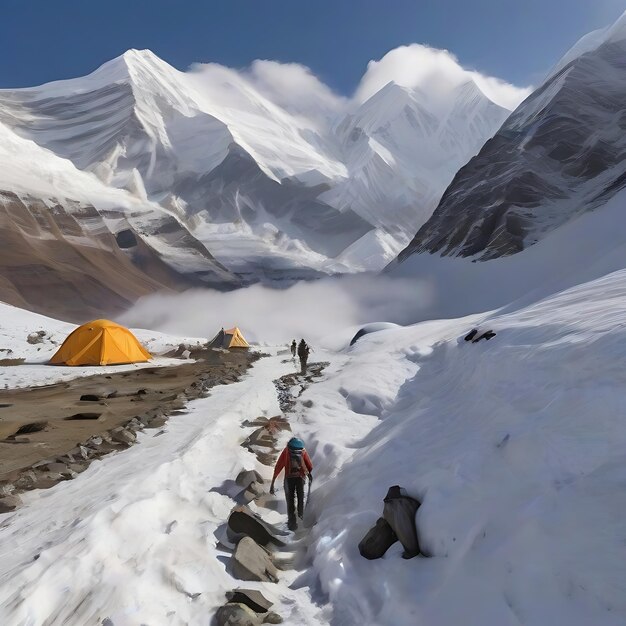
0, 191, 236, 321
398, 16, 626, 263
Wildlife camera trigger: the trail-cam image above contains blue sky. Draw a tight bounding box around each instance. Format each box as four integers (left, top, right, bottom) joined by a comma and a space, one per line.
0, 0, 623, 92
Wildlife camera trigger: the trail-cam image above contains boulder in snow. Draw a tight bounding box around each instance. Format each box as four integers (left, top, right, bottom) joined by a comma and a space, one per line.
235, 469, 265, 489
227, 506, 286, 547
241, 481, 265, 504
358, 517, 398, 560
0, 494, 21, 513
216, 602, 261, 626
110, 427, 136, 445
225, 588, 273, 613
26, 330, 47, 345
231, 537, 279, 583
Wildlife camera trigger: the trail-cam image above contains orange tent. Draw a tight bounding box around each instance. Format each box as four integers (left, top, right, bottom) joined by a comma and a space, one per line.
50, 319, 151, 366
208, 326, 250, 349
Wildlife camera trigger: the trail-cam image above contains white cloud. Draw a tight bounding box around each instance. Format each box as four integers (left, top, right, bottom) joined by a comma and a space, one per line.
245, 60, 348, 122
119, 275, 433, 346
355, 44, 532, 110
187, 43, 530, 122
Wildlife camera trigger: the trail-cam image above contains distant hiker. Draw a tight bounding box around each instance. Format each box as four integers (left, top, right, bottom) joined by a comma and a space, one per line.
270, 437, 313, 531
297, 339, 310, 375
290, 340, 297, 357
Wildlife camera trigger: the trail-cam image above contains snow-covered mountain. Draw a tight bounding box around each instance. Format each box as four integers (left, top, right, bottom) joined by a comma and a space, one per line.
325, 80, 509, 236
398, 10, 626, 263
0, 48, 511, 297
0, 118, 237, 320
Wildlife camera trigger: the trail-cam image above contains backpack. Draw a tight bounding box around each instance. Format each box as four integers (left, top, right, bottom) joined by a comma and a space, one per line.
288, 448, 305, 478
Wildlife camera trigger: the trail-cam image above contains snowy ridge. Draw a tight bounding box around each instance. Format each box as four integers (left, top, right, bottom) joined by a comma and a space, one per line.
399, 9, 626, 263
0, 49, 512, 276
0, 118, 237, 320
324, 80, 509, 240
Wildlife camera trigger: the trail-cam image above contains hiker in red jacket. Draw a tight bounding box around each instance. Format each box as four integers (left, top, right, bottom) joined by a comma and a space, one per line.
270, 437, 313, 531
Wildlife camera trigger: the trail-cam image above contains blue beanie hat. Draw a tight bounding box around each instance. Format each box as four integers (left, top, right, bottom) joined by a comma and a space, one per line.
287, 437, 304, 450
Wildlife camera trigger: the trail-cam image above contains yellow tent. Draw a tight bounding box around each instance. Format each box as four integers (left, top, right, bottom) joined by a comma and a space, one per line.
208, 326, 250, 349
225, 327, 250, 348
50, 319, 152, 366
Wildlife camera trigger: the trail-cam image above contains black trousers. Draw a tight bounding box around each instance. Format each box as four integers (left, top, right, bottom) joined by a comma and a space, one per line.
299, 355, 308, 374
284, 476, 305, 524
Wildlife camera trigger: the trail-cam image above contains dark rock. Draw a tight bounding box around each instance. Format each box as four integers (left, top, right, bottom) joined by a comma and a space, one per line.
226, 588, 273, 613
383, 486, 421, 558
358, 517, 398, 560
9, 421, 47, 437
65, 413, 101, 421
115, 228, 137, 249
472, 330, 496, 342
0, 483, 15, 496
231, 537, 279, 583
227, 506, 286, 547
80, 394, 101, 402
263, 613, 283, 624
110, 428, 136, 445
0, 494, 22, 513
27, 331, 45, 345
216, 602, 261, 626
43, 462, 75, 478
464, 329, 478, 341
267, 416, 291, 432
244, 428, 276, 447
242, 417, 269, 428
68, 462, 88, 474
241, 481, 265, 503
124, 418, 143, 432
14, 471, 37, 490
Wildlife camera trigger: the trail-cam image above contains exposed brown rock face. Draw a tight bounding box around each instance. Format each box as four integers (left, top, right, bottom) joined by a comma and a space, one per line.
0, 191, 238, 321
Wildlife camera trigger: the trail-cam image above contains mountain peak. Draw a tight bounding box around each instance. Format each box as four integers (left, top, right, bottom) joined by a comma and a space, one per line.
94, 48, 175, 83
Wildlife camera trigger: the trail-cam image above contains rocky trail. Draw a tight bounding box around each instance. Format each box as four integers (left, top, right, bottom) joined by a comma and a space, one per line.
213, 360, 329, 626
0, 351, 333, 625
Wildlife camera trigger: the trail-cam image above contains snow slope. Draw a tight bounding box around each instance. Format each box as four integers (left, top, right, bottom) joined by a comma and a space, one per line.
4, 262, 626, 624
0, 301, 200, 388
294, 267, 626, 625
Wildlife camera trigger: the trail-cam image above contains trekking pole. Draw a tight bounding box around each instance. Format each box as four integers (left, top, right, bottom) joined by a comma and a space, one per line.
305, 476, 312, 511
